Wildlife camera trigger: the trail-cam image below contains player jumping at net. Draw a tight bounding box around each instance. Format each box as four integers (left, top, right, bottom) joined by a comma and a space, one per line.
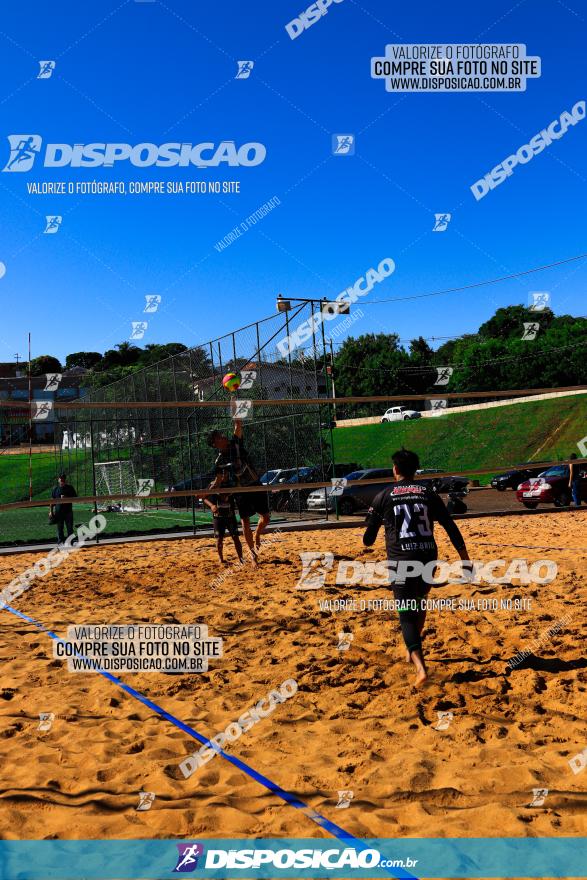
202, 472, 244, 565
362, 448, 470, 688
207, 417, 270, 565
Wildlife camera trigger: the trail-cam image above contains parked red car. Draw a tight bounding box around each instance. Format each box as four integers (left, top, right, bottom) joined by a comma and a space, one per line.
516, 464, 587, 509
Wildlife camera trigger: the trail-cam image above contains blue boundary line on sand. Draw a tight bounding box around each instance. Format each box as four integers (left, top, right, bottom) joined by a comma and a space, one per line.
1, 603, 418, 880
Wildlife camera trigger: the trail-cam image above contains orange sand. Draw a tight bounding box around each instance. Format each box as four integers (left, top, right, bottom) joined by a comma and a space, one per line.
0, 512, 585, 841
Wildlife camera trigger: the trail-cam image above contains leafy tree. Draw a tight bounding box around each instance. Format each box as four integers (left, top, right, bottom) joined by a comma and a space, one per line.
65, 351, 102, 370
29, 354, 62, 376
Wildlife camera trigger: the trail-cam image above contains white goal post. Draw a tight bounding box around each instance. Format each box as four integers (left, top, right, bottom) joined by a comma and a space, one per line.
94, 460, 144, 512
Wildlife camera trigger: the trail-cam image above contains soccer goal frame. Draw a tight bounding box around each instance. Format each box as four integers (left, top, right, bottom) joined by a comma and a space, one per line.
94, 460, 144, 512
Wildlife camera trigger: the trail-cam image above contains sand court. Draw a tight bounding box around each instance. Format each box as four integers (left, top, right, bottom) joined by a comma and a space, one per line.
0, 512, 585, 841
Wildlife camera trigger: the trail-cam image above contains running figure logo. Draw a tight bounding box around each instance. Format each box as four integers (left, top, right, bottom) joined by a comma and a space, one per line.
296, 551, 334, 589
239, 370, 256, 390
32, 401, 53, 421
136, 791, 156, 811
528, 788, 548, 807
3, 135, 42, 172
130, 321, 148, 340
332, 134, 355, 155
44, 373, 62, 391
236, 61, 254, 79
44, 216, 62, 234
336, 790, 354, 809
144, 294, 161, 313
522, 322, 540, 340
529, 291, 550, 311
433, 213, 451, 232
173, 843, 204, 872
337, 631, 353, 652
136, 478, 155, 497
37, 60, 56, 79
434, 366, 453, 386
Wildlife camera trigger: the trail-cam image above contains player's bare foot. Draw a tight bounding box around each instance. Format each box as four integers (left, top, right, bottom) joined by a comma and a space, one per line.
405, 648, 412, 663
254, 532, 262, 550
414, 668, 429, 688
250, 550, 259, 567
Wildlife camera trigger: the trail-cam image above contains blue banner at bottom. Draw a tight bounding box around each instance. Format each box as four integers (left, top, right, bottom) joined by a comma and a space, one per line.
0, 839, 585, 879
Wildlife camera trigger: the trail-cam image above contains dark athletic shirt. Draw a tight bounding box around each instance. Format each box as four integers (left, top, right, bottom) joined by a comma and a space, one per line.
363, 480, 465, 561
214, 435, 258, 487
208, 492, 236, 519
51, 483, 77, 514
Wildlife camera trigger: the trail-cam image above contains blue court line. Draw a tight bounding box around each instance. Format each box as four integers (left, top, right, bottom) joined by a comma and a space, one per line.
2, 602, 418, 880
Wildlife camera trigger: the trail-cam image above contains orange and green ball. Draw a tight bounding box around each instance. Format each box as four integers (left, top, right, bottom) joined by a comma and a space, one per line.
222, 372, 241, 393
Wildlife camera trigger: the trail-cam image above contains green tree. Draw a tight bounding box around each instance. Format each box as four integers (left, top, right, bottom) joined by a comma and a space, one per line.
29, 354, 62, 376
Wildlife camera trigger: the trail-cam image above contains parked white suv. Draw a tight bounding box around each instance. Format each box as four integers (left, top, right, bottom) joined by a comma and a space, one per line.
381, 406, 421, 423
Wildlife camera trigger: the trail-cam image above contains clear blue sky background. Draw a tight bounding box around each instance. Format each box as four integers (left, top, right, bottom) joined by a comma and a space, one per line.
0, 0, 585, 364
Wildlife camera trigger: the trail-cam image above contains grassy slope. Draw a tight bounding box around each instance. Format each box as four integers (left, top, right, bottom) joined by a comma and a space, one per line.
331, 394, 587, 482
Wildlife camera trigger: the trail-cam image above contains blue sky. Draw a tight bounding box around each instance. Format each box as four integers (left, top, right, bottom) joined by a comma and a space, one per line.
0, 0, 585, 364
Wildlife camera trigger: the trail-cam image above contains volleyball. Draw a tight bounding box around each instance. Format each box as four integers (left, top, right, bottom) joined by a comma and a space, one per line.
222, 371, 241, 392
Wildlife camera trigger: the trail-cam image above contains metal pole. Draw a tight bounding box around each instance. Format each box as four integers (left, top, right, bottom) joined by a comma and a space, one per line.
320, 307, 337, 520
89, 415, 100, 543
27, 333, 33, 501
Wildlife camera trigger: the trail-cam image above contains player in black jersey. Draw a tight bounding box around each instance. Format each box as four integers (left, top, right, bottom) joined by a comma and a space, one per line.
363, 449, 470, 688
207, 417, 270, 565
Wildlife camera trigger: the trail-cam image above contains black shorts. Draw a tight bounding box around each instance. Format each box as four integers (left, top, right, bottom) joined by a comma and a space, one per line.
235, 484, 270, 520
213, 514, 239, 539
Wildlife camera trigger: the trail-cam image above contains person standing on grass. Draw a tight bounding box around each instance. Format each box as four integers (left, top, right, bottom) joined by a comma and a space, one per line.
207, 417, 270, 566
569, 453, 583, 507
202, 472, 244, 565
49, 473, 77, 544
362, 448, 471, 688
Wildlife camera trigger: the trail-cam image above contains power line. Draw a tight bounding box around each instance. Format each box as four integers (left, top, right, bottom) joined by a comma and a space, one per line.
360, 253, 587, 305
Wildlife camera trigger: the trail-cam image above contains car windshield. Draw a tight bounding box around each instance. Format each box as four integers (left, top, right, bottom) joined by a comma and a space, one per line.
539, 466, 569, 478
260, 470, 278, 483
287, 468, 315, 483
344, 471, 366, 481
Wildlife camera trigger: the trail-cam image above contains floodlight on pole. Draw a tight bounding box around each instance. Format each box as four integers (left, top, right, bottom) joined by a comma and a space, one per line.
276, 294, 291, 312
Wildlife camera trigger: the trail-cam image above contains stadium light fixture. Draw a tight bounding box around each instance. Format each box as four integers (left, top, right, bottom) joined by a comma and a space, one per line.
276, 294, 291, 312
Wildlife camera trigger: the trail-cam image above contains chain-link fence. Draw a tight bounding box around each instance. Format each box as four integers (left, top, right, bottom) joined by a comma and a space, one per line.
0, 304, 337, 546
